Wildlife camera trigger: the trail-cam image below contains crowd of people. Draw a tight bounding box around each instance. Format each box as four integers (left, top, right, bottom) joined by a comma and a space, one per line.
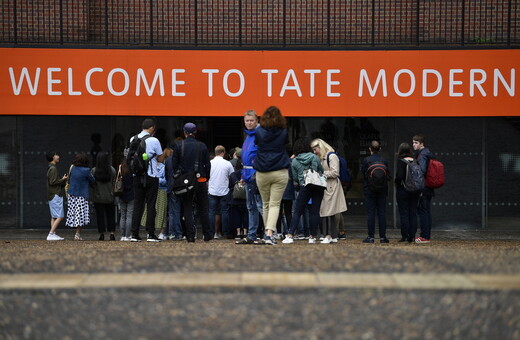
45, 107, 436, 245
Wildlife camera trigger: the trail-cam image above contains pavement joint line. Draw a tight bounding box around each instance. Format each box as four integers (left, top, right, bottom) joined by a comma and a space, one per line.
0, 272, 520, 290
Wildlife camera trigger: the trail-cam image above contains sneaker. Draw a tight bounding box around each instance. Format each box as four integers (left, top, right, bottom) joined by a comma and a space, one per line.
331, 238, 338, 243
47, 233, 64, 241
308, 237, 316, 244
380, 237, 390, 243
120, 236, 130, 242
362, 237, 375, 243
158, 233, 166, 240
273, 233, 282, 240
415, 237, 430, 244
214, 233, 222, 239
294, 234, 306, 240
338, 233, 347, 240
320, 237, 332, 244
282, 236, 294, 244
264, 236, 277, 245
147, 234, 161, 242
130, 235, 142, 242
74, 233, 82, 241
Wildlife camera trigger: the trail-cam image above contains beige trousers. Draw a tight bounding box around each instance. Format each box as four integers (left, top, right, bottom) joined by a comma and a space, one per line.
255, 169, 289, 232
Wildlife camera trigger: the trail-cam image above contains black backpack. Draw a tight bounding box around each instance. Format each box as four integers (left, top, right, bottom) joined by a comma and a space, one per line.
366, 161, 389, 193
126, 134, 153, 176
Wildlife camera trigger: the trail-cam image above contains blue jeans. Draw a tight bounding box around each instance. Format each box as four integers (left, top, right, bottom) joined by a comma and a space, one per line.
209, 194, 230, 236
396, 188, 419, 239
289, 185, 324, 237
246, 182, 263, 240
418, 192, 433, 240
365, 192, 387, 238
167, 193, 183, 238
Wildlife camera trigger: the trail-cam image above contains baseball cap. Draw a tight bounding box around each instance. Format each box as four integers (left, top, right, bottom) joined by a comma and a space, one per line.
183, 122, 197, 134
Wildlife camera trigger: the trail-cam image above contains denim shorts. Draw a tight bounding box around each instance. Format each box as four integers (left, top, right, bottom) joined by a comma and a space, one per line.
49, 194, 64, 218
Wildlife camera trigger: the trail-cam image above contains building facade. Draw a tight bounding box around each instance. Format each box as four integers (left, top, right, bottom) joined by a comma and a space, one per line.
1, 0, 519, 230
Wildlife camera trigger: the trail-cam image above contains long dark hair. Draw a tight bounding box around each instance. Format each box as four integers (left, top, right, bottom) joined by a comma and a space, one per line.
94, 151, 111, 182
397, 143, 414, 159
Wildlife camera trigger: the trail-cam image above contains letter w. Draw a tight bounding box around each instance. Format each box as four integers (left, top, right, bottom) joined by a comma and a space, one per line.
9, 67, 41, 95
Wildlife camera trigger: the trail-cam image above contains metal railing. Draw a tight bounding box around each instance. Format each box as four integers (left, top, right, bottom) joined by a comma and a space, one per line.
0, 0, 518, 48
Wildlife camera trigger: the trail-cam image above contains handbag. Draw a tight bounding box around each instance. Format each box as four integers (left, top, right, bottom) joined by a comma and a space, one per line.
114, 166, 124, 196
232, 181, 247, 200
303, 168, 327, 188
65, 165, 73, 193
171, 140, 200, 195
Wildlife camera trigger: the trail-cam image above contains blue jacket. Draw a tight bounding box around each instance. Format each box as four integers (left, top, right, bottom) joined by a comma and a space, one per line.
253, 126, 290, 172
416, 147, 434, 196
67, 166, 95, 199
241, 127, 258, 183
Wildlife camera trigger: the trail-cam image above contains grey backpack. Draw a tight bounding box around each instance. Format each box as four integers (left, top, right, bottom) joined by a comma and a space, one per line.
402, 158, 425, 192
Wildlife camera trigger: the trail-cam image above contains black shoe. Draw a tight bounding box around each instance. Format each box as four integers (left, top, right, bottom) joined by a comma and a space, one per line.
235, 237, 254, 245
99, 234, 105, 241
131, 235, 142, 242
398, 238, 407, 242
407, 237, 414, 243
362, 237, 375, 243
187, 238, 195, 243
109, 234, 116, 241
203, 233, 212, 242
147, 234, 161, 242
380, 237, 390, 243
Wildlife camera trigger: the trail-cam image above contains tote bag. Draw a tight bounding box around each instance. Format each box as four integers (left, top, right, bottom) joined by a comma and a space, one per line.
303, 169, 327, 188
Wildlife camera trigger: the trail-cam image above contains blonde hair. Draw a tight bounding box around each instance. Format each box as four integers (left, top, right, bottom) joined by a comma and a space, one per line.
311, 138, 335, 159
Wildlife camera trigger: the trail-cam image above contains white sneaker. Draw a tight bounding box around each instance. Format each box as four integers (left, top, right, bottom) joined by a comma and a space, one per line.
214, 233, 222, 239
331, 238, 338, 243
47, 233, 64, 241
158, 233, 166, 240
282, 236, 294, 244
320, 237, 332, 244
74, 233, 82, 241
308, 237, 316, 244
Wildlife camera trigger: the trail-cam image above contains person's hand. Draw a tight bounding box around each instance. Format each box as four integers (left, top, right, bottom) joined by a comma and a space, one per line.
62, 174, 68, 180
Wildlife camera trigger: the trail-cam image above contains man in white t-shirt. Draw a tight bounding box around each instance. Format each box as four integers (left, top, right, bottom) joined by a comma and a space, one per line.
130, 118, 172, 242
208, 145, 234, 238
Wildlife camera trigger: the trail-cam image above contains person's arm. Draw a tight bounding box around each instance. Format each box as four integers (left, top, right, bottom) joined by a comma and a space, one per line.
157, 147, 172, 163
323, 153, 340, 179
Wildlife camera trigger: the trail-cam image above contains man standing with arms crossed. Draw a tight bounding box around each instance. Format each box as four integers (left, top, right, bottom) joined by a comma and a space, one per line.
236, 110, 264, 244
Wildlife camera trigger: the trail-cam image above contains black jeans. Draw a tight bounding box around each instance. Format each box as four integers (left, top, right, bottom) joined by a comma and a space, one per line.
94, 202, 116, 233
396, 188, 420, 239
289, 185, 324, 237
180, 181, 210, 241
365, 192, 388, 238
131, 175, 159, 236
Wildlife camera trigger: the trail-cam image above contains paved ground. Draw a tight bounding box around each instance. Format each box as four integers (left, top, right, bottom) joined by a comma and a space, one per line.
0, 228, 519, 339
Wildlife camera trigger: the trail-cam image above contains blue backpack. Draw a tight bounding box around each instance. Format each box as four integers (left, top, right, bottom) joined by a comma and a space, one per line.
326, 152, 352, 191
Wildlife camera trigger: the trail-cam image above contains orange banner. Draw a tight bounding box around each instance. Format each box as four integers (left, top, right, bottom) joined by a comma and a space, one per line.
0, 48, 518, 117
